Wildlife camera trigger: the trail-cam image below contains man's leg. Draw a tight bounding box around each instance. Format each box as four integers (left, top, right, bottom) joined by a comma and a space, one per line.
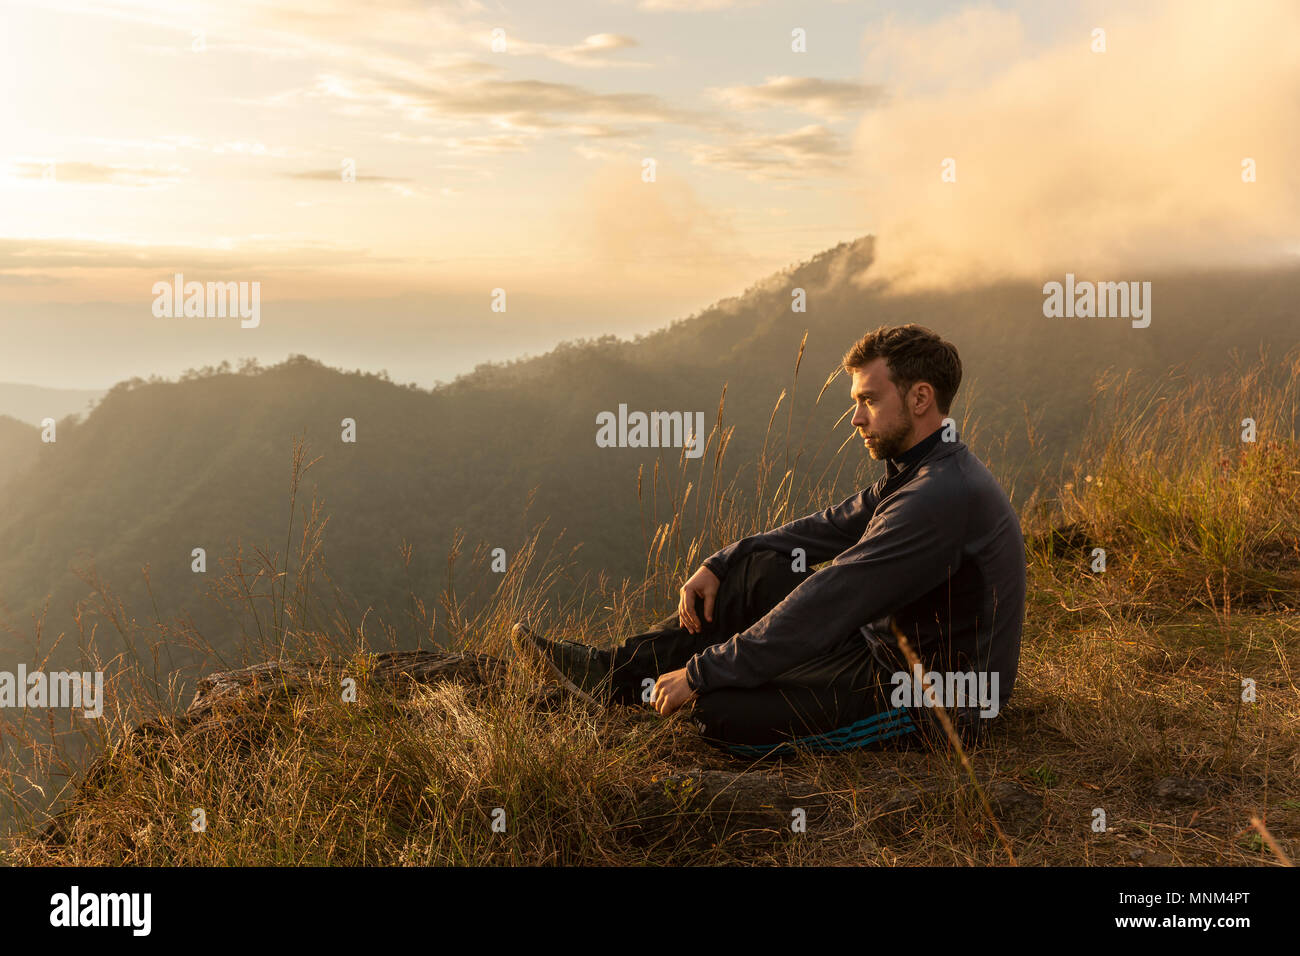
607, 549, 810, 706
690, 635, 923, 757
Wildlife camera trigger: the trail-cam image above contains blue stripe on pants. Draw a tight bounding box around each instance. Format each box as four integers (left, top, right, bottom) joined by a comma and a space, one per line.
721, 706, 918, 757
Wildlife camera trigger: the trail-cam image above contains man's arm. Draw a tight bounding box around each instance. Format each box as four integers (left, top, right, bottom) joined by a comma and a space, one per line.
702, 483, 884, 581
686, 483, 967, 693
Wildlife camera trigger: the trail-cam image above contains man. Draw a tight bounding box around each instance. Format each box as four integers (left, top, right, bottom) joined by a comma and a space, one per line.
513, 324, 1026, 756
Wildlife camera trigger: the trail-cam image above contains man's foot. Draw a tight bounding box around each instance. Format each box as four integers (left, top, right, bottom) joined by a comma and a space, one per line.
510, 622, 613, 706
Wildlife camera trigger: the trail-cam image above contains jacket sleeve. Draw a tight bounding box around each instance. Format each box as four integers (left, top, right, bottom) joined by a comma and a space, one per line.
702, 483, 883, 581
687, 482, 967, 693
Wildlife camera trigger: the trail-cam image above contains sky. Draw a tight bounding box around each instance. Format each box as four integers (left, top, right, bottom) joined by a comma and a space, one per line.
0, 0, 1296, 388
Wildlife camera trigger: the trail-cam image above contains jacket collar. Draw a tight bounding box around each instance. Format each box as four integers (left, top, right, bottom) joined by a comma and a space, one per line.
885, 425, 961, 478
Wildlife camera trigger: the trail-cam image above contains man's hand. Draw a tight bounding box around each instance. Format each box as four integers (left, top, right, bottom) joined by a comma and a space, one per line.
652, 667, 698, 717
678, 565, 720, 634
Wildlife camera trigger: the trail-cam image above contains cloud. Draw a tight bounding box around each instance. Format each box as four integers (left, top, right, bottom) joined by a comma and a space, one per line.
712, 76, 886, 120
570, 33, 637, 55
636, 0, 760, 10
862, 5, 1027, 92
284, 169, 411, 182
541, 33, 647, 69
36, 1, 725, 165
851, 0, 1300, 292
8, 161, 184, 186
442, 132, 540, 153
0, 236, 381, 273
688, 124, 850, 180
294, 71, 731, 146
72, 135, 293, 158
551, 163, 755, 290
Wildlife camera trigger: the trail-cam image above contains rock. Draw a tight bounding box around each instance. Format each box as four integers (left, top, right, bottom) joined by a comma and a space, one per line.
983, 779, 1045, 836
42, 649, 506, 845
869, 786, 928, 837
1129, 846, 1174, 865
1153, 776, 1210, 809
188, 650, 504, 717
628, 767, 828, 849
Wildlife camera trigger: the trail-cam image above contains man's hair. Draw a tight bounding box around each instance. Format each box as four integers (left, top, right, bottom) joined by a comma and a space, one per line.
841, 324, 962, 415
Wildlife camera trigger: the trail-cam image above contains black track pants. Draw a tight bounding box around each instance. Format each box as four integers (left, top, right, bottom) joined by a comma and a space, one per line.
608, 550, 925, 757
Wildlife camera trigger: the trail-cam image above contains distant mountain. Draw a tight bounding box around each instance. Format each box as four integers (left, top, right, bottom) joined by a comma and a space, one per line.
0, 383, 105, 426
1, 236, 1297, 682
0, 415, 37, 490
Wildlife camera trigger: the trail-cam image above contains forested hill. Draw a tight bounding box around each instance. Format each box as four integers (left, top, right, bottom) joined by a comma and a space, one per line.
0, 415, 38, 489
1, 235, 1297, 675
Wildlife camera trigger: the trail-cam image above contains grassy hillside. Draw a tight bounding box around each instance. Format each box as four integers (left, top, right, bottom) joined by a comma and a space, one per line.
4, 355, 1297, 865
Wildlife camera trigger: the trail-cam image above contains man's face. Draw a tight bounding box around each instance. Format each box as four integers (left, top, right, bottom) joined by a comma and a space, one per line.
850, 358, 913, 461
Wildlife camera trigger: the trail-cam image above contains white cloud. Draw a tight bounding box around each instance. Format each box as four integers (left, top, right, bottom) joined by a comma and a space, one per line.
712, 76, 885, 121
851, 0, 1300, 291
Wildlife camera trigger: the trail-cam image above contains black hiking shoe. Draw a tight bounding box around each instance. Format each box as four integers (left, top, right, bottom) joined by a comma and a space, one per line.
510, 622, 613, 706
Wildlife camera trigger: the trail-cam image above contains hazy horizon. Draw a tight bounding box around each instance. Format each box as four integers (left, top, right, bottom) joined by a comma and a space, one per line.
7, 253, 1300, 395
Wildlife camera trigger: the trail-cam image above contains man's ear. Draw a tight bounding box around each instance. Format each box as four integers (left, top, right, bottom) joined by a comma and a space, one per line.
913, 382, 934, 415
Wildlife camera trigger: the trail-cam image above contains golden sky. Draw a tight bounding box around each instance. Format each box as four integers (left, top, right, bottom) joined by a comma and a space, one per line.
0, 0, 1295, 386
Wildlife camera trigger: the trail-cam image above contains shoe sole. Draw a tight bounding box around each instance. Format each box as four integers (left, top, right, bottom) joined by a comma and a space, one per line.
510, 623, 606, 708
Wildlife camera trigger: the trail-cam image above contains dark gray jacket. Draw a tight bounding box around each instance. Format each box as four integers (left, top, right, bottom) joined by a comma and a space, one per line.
685, 427, 1026, 709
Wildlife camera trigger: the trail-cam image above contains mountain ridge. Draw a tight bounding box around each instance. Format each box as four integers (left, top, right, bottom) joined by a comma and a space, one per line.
2, 236, 1298, 681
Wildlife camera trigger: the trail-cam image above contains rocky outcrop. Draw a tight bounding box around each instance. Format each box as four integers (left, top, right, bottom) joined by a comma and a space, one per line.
629, 768, 832, 848
1152, 775, 1214, 809
186, 649, 504, 718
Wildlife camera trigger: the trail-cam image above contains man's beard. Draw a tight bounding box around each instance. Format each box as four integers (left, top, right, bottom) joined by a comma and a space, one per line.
865, 416, 911, 460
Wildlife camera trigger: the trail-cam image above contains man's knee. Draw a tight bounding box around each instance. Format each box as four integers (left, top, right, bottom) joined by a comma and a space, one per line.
689, 687, 802, 750
688, 692, 764, 753
734, 547, 805, 577
728, 548, 813, 612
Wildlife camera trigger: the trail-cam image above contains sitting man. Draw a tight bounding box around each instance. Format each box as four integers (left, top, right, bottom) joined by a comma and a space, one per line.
513, 323, 1026, 757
